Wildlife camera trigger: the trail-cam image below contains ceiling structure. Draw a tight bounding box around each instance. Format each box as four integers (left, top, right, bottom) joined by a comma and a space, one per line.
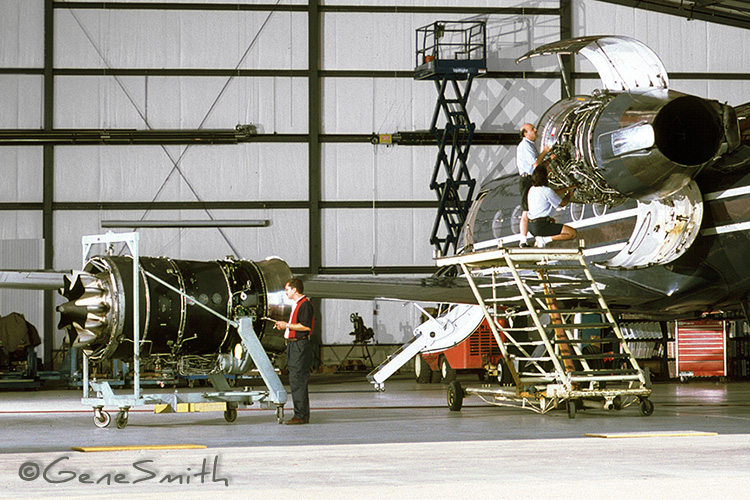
598, 0, 750, 30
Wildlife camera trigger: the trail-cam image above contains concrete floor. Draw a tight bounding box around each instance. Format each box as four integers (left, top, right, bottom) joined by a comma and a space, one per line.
1, 374, 750, 498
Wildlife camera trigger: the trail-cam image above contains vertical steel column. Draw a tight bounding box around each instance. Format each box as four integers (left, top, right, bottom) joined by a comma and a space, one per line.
308, 0, 321, 275
43, 0, 55, 370
308, 0, 322, 362
559, 0, 574, 98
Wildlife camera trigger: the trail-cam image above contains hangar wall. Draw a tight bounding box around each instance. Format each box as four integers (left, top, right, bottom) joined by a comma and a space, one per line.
1, 0, 748, 366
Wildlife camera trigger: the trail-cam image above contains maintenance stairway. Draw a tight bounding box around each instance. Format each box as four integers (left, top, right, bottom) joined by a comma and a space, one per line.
437, 246, 654, 418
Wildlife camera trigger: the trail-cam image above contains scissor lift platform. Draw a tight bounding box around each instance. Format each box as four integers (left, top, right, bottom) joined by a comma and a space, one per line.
437, 246, 653, 418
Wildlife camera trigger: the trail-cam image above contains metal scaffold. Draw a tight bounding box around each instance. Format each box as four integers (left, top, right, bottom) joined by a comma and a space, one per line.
415, 20, 487, 257
437, 246, 654, 418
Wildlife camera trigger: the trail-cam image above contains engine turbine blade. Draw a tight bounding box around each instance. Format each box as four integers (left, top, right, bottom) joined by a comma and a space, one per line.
56, 303, 89, 330
72, 328, 97, 347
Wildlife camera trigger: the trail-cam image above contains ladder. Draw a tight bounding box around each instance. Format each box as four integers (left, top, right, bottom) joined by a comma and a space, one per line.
437, 246, 654, 418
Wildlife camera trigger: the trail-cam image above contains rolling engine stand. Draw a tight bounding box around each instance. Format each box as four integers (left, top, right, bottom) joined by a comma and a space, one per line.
79, 232, 287, 429
437, 246, 653, 418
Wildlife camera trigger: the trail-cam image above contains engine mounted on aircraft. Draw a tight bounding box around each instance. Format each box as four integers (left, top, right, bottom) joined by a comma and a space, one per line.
539, 89, 727, 205
514, 35, 742, 269
57, 256, 293, 365
518, 36, 739, 207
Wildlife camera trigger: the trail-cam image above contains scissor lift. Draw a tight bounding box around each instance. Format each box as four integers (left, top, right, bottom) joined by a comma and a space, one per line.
415, 20, 486, 257
437, 246, 653, 418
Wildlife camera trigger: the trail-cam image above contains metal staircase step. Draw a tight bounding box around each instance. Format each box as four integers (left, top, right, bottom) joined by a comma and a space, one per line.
560, 353, 630, 360
537, 308, 609, 315
552, 338, 625, 344
542, 322, 615, 330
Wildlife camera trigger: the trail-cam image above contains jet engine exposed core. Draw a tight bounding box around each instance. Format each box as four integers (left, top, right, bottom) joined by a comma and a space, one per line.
57, 256, 293, 365
538, 89, 725, 205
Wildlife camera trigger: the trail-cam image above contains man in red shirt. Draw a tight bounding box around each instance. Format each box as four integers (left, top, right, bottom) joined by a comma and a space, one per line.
275, 278, 314, 424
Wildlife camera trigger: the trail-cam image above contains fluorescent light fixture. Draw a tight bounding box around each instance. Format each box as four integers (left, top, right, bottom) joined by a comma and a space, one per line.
101, 220, 270, 228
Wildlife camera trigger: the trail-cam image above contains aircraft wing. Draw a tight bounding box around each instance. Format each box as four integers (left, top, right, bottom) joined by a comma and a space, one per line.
301, 273, 481, 304
0, 270, 68, 290
0, 266, 480, 304
302, 267, 665, 313
0, 264, 667, 314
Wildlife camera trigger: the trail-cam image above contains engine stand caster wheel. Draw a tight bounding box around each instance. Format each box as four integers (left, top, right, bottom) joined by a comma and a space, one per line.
115, 409, 129, 429
94, 408, 111, 428
567, 400, 577, 419
224, 407, 238, 423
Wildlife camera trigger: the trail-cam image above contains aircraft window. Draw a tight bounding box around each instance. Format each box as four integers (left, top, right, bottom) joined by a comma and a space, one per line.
493, 206, 518, 239
459, 192, 486, 248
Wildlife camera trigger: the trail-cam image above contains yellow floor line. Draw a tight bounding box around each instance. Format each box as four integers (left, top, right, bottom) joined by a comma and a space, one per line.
585, 430, 717, 439
72, 444, 207, 452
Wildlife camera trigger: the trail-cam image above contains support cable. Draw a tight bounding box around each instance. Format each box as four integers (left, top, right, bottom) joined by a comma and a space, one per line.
60, 0, 282, 258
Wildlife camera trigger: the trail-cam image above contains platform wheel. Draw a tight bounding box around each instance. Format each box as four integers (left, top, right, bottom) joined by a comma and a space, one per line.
639, 398, 654, 416
613, 395, 623, 411
276, 406, 284, 424
115, 409, 129, 429
94, 408, 111, 428
447, 380, 464, 411
567, 399, 577, 419
440, 357, 457, 384
224, 407, 238, 423
414, 355, 431, 384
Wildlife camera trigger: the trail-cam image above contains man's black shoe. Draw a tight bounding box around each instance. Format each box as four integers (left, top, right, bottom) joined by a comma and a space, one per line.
285, 417, 308, 425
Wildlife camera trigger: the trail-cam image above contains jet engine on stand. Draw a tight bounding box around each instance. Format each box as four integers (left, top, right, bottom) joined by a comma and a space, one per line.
57, 255, 293, 375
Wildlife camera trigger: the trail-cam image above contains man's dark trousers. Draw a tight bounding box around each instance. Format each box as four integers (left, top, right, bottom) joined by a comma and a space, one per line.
287, 338, 312, 421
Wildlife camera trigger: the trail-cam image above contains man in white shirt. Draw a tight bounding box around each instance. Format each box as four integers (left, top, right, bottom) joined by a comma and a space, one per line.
527, 164, 577, 247
516, 123, 554, 246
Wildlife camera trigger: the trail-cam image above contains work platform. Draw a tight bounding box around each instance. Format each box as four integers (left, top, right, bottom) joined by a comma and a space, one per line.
437, 246, 654, 418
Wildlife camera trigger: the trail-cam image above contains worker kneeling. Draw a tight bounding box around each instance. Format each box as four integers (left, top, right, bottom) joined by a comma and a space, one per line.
527, 164, 577, 248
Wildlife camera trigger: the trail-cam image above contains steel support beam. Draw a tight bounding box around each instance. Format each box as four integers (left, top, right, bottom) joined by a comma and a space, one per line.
43, 0, 55, 371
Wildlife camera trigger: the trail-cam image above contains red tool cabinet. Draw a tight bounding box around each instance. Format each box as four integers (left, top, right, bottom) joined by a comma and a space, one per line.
675, 319, 727, 381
